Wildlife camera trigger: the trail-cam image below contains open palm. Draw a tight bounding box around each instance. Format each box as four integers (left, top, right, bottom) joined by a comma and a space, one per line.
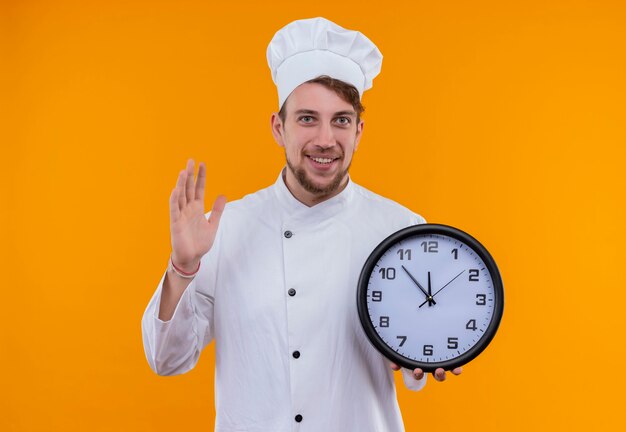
169, 159, 226, 271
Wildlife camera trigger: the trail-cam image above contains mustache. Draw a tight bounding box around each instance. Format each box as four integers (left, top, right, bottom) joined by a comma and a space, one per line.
303, 149, 344, 158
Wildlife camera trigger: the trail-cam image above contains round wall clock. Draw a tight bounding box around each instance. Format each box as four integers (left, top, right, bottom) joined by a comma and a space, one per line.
357, 224, 504, 372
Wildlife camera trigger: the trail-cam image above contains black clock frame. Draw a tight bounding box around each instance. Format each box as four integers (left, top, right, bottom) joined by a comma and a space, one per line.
356, 223, 504, 372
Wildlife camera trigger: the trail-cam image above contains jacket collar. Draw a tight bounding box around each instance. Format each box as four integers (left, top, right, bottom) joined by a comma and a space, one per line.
273, 167, 354, 223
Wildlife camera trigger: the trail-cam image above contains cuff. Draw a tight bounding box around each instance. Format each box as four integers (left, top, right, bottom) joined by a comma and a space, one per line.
401, 367, 427, 392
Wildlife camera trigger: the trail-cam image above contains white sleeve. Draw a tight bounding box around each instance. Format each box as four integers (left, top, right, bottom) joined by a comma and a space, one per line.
141, 216, 222, 376
400, 367, 427, 392
140, 272, 215, 375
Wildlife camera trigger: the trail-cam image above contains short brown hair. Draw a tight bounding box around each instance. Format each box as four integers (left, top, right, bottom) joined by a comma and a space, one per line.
278, 75, 365, 123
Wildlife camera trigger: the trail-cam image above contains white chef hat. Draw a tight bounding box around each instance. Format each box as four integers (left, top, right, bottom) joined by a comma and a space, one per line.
266, 17, 383, 109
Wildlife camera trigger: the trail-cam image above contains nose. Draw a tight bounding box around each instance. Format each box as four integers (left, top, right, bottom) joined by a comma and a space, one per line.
315, 123, 336, 149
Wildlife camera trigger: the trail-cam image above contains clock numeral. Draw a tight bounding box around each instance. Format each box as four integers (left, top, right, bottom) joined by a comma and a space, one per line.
466, 319, 477, 331
396, 248, 412, 260
423, 345, 434, 356
372, 291, 382, 302
451, 248, 458, 260
396, 336, 407, 347
420, 241, 438, 253
476, 294, 486, 305
469, 269, 480, 282
379, 267, 396, 280
380, 316, 390, 328
447, 337, 459, 349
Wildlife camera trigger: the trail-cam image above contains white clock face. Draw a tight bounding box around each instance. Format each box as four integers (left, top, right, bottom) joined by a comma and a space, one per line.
366, 232, 497, 365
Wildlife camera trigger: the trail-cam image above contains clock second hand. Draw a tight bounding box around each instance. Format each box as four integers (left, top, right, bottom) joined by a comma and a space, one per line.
401, 265, 436, 306
419, 269, 466, 308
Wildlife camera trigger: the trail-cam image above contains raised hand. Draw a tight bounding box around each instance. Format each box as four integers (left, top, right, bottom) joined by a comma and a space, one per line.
169, 159, 226, 272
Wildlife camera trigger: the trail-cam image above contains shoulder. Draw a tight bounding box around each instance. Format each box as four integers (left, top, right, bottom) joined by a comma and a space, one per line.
350, 182, 427, 225
225, 183, 275, 214
203, 182, 278, 227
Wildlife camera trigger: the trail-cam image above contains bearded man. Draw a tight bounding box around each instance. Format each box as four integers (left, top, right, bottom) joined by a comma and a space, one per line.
142, 17, 461, 432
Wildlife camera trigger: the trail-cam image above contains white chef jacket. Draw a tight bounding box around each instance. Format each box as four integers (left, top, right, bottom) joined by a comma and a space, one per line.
142, 170, 427, 432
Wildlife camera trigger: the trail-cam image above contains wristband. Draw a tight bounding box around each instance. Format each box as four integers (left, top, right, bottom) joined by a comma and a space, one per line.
169, 255, 200, 279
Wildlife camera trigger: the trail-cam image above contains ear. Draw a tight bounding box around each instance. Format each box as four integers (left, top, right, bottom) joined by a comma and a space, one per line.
354, 119, 365, 151
270, 112, 285, 148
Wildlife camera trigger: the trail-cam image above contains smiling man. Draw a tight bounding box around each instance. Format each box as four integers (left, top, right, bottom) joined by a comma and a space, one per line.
273, 76, 363, 206
142, 17, 460, 432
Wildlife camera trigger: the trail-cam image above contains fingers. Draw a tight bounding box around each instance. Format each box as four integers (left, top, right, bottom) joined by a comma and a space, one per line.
169, 186, 181, 223
173, 160, 206, 216
185, 159, 195, 202
434, 368, 446, 382
208, 195, 227, 227
432, 367, 462, 381
392, 364, 462, 381
176, 169, 187, 211
195, 162, 206, 203
398, 366, 462, 382
170, 159, 224, 228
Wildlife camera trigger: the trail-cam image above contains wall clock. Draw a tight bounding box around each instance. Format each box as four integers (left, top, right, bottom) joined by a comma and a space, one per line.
357, 224, 504, 372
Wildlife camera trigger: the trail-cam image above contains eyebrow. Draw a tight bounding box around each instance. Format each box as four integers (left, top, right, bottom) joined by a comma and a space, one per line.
294, 109, 357, 117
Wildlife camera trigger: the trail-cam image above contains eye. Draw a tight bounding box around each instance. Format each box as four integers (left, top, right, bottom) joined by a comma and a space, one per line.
298, 116, 315, 124
335, 116, 351, 126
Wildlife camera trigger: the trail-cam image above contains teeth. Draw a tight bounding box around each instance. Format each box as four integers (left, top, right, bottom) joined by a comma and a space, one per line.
310, 157, 334, 164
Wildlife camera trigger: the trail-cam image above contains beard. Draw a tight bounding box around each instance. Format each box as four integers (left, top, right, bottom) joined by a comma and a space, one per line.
286, 152, 351, 197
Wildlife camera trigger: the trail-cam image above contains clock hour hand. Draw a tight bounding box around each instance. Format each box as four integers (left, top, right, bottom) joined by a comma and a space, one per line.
419, 269, 466, 308
401, 265, 436, 306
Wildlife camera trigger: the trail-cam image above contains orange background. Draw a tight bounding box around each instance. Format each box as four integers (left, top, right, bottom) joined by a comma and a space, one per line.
2, 0, 625, 430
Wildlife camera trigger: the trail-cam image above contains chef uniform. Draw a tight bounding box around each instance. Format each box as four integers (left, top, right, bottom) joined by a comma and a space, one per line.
142, 17, 428, 432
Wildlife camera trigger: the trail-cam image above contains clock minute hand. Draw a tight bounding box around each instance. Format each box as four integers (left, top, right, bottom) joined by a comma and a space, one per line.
401, 265, 436, 306
419, 269, 466, 308
427, 271, 434, 306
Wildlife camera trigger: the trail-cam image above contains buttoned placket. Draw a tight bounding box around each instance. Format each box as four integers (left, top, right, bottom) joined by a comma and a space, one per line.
275, 169, 354, 430
282, 218, 306, 428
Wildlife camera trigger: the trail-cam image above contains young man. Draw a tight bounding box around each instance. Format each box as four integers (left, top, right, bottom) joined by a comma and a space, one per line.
142, 17, 461, 431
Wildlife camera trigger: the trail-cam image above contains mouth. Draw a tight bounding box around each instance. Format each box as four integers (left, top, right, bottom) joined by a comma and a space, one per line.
307, 155, 339, 167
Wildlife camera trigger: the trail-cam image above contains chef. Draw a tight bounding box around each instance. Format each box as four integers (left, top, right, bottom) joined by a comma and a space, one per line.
142, 17, 462, 432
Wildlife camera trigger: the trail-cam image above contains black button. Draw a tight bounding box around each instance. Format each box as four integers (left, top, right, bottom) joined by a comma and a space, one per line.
292, 350, 300, 359
295, 414, 303, 422
284, 230, 293, 238
288, 288, 296, 296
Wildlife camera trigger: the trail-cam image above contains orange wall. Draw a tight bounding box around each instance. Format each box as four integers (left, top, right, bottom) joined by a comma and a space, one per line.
2, 0, 625, 430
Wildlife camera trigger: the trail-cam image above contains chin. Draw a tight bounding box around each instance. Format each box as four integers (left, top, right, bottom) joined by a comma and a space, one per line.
287, 157, 350, 196
303, 172, 347, 195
